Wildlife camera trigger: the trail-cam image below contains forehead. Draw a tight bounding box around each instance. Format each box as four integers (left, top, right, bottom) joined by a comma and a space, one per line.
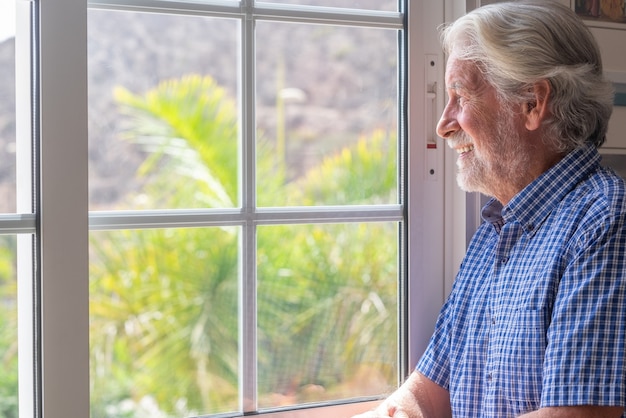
445, 55, 488, 92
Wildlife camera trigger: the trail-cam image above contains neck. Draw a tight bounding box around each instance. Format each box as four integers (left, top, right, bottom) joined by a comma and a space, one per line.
493, 148, 565, 205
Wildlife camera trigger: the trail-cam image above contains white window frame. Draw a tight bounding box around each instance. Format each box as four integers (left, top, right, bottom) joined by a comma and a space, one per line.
13, 0, 90, 417
7, 0, 469, 417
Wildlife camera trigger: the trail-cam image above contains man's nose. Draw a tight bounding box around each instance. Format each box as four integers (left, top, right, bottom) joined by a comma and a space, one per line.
436, 106, 459, 139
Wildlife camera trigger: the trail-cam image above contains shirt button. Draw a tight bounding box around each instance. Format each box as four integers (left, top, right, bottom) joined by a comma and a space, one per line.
487, 373, 492, 381
501, 257, 508, 264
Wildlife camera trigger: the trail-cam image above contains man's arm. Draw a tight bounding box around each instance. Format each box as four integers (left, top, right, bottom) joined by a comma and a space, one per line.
518, 406, 624, 418
352, 371, 451, 418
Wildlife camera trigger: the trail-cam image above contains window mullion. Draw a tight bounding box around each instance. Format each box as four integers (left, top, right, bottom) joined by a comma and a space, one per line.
87, 0, 242, 18
253, 2, 403, 28
16, 1, 36, 417
240, 0, 258, 413
36, 0, 90, 417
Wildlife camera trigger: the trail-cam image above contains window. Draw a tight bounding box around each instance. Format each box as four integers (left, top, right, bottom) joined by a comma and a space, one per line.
11, 0, 451, 417
88, 2, 403, 415
1, 2, 38, 418
0, 4, 18, 415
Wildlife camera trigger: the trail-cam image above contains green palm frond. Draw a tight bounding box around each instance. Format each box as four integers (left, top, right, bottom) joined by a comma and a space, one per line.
91, 75, 399, 415
114, 75, 238, 208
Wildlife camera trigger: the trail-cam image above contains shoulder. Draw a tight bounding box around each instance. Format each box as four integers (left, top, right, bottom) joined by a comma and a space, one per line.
585, 165, 626, 210
557, 165, 626, 235
582, 165, 625, 206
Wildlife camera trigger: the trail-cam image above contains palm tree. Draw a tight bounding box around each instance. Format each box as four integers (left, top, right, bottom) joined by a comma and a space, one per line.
89, 74, 398, 416
91, 76, 241, 416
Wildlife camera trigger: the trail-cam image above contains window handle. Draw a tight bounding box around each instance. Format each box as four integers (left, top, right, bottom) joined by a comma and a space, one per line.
425, 54, 440, 180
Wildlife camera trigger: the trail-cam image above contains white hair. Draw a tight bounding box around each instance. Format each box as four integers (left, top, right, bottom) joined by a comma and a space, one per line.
440, 0, 614, 151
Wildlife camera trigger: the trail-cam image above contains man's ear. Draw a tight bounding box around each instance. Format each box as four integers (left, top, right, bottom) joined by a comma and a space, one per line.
524, 79, 550, 131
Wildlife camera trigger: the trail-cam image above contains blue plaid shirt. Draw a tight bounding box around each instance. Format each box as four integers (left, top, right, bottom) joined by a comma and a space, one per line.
417, 146, 626, 417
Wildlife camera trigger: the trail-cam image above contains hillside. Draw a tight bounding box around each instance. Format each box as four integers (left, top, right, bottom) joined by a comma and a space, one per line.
0, 11, 398, 211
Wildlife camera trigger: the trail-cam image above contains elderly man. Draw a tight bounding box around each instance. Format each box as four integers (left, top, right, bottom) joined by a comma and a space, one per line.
355, 1, 626, 417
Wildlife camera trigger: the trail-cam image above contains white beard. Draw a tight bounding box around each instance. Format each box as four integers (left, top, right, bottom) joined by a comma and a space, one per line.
452, 113, 532, 201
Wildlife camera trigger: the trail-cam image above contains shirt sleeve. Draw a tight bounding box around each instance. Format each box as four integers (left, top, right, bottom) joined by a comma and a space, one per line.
416, 294, 452, 390
541, 211, 626, 408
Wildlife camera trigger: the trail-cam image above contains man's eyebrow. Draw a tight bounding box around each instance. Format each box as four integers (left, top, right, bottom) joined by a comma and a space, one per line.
447, 82, 464, 91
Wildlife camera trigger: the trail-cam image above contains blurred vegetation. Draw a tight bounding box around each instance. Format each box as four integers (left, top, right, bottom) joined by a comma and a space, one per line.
0, 236, 18, 418
0, 75, 399, 418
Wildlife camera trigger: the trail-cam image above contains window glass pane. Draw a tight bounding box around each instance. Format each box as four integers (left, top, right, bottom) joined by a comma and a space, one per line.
88, 10, 240, 210
0, 235, 17, 418
257, 222, 398, 409
264, 0, 397, 11
0, 1, 16, 214
256, 22, 398, 207
89, 227, 240, 417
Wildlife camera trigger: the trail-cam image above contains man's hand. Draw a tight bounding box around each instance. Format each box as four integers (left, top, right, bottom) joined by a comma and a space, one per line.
351, 411, 390, 418
351, 404, 410, 418
349, 371, 451, 418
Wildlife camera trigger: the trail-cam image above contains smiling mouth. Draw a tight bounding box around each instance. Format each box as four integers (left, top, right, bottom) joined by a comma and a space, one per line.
456, 144, 475, 156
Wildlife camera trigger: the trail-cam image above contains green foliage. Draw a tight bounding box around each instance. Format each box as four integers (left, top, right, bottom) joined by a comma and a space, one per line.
0, 362, 18, 418
89, 74, 399, 416
114, 75, 238, 208
0, 236, 17, 418
257, 222, 397, 405
90, 227, 239, 416
0, 74, 399, 418
286, 130, 397, 205
0, 74, 399, 417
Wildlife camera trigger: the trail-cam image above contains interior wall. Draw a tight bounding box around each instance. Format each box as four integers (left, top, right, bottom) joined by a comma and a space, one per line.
593, 27, 626, 150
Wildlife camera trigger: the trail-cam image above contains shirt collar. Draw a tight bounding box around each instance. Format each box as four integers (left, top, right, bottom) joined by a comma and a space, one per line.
481, 146, 601, 235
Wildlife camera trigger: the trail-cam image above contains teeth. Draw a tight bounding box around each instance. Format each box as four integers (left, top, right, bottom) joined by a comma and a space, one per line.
457, 145, 474, 154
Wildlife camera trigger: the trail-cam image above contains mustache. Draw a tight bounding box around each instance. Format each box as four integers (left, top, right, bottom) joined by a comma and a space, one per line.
445, 131, 472, 148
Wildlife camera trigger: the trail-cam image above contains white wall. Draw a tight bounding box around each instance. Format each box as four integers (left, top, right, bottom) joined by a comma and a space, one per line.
593, 27, 626, 150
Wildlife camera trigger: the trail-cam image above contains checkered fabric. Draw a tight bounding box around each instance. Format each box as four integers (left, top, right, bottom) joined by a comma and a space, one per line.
417, 146, 626, 417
